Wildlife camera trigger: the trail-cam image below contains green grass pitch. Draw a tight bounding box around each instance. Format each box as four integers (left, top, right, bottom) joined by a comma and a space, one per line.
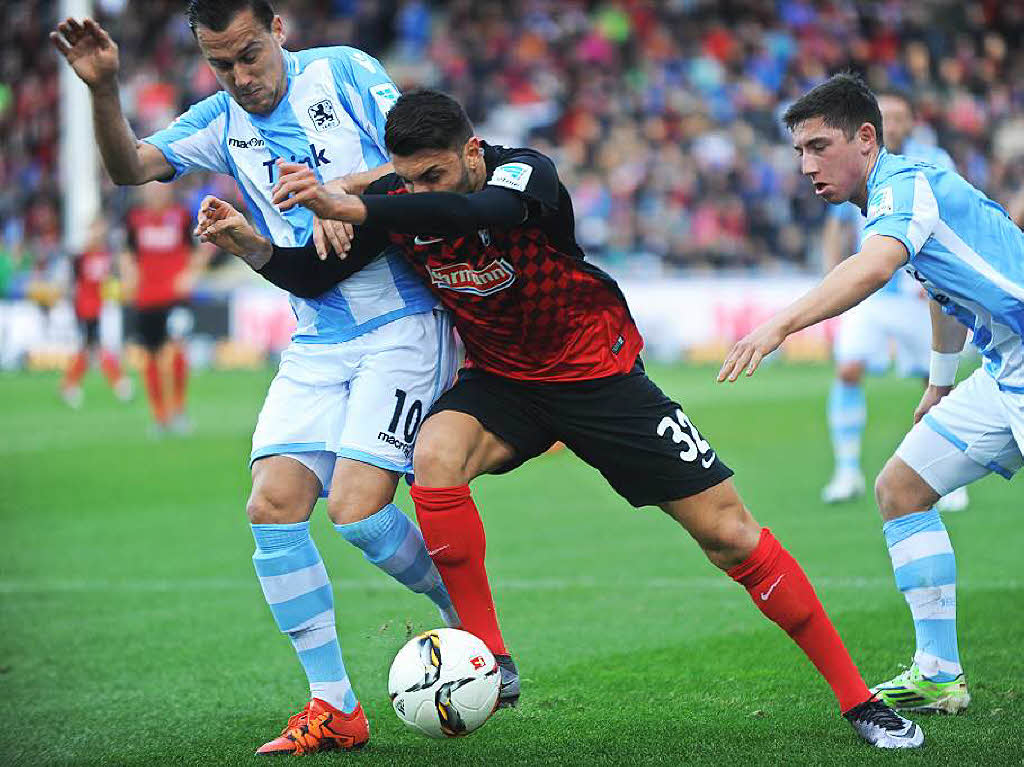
1, 363, 1020, 766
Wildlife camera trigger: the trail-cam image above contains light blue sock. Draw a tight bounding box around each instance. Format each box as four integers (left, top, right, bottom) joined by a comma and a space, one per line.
828, 380, 866, 474
883, 509, 961, 682
252, 522, 358, 712
336, 504, 459, 627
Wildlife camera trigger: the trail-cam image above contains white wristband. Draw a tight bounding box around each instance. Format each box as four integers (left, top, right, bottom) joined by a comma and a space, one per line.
929, 351, 960, 387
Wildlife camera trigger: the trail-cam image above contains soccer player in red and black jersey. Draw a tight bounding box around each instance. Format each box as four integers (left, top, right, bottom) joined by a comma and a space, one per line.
123, 183, 208, 433
195, 90, 923, 749
62, 218, 133, 408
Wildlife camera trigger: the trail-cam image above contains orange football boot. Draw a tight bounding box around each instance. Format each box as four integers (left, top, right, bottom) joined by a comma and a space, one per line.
256, 698, 369, 755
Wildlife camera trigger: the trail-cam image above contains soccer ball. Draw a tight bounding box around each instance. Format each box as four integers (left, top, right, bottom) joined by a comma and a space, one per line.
388, 628, 501, 739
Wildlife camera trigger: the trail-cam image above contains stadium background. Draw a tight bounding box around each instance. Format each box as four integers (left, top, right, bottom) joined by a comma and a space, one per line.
1, 1, 1023, 765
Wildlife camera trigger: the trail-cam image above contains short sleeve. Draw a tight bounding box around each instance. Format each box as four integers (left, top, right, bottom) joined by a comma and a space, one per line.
142, 92, 230, 181
328, 47, 399, 156
827, 201, 864, 225
861, 171, 938, 260
486, 151, 560, 214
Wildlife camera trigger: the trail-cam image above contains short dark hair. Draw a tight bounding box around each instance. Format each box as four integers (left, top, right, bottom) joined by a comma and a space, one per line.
384, 90, 474, 157
783, 73, 884, 146
187, 0, 274, 34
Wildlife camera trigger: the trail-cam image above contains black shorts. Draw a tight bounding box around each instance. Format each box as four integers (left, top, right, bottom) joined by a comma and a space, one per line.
428, 362, 733, 507
136, 306, 171, 351
78, 317, 99, 346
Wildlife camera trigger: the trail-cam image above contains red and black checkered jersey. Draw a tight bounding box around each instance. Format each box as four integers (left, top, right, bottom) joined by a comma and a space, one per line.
374, 144, 643, 382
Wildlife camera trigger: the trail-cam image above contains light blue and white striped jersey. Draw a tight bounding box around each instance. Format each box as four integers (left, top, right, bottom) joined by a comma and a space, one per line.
143, 47, 436, 344
862, 148, 1024, 391
829, 139, 956, 296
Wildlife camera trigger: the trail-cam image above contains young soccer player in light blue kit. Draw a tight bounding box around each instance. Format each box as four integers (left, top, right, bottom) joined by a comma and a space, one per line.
721, 73, 1024, 714
51, 1, 484, 752
821, 91, 964, 507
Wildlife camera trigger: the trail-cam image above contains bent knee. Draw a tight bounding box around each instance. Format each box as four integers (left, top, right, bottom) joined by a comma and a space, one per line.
246, 487, 311, 525
874, 458, 938, 520
697, 503, 761, 571
413, 439, 472, 487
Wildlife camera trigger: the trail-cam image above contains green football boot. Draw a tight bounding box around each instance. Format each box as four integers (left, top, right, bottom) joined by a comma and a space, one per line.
871, 663, 970, 714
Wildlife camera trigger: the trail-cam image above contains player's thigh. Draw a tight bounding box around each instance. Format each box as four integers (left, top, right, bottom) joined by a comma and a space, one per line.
248, 454, 324, 524
894, 369, 1023, 498
414, 368, 545, 486
326, 459, 401, 525
339, 311, 458, 476
660, 479, 761, 570
553, 365, 733, 508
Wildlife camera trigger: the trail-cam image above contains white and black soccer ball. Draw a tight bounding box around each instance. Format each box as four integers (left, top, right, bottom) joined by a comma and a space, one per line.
388, 628, 501, 739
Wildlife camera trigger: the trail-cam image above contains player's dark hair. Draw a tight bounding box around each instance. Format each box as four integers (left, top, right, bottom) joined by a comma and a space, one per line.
783, 73, 885, 146
187, 0, 275, 34
384, 90, 475, 156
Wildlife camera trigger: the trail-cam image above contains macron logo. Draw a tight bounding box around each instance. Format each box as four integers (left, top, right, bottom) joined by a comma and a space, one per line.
427, 259, 516, 296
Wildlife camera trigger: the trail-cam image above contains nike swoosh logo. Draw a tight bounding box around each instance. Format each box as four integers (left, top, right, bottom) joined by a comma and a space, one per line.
427, 545, 449, 557
701, 453, 716, 468
414, 235, 444, 245
760, 574, 784, 601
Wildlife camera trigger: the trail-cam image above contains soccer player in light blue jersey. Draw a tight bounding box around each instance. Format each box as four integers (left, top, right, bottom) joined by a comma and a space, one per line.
820, 91, 968, 513
720, 73, 1024, 715
51, 1, 484, 753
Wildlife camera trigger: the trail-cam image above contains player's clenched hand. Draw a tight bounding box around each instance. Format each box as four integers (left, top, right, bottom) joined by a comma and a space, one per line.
273, 161, 367, 224
195, 196, 272, 268
312, 218, 353, 261
717, 321, 788, 382
50, 18, 119, 88
913, 385, 952, 424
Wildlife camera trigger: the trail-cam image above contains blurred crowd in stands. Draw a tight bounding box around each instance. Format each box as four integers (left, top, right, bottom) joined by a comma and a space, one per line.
3, 0, 1023, 297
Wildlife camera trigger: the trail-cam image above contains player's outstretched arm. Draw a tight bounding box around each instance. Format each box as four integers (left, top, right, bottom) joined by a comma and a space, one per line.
913, 300, 969, 423
51, 17, 172, 185
718, 235, 908, 382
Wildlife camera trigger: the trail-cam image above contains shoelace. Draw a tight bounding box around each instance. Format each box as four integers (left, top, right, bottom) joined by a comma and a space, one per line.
857, 701, 907, 730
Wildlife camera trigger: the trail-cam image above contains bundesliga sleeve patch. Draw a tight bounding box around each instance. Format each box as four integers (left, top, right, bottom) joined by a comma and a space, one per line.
370, 83, 400, 117
488, 162, 534, 193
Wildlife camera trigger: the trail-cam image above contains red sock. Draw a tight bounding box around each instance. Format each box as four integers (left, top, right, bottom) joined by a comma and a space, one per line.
728, 528, 871, 713
99, 351, 122, 387
63, 350, 88, 388
409, 484, 507, 656
144, 356, 166, 423
171, 345, 188, 414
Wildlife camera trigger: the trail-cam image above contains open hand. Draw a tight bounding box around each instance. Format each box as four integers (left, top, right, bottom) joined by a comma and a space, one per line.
50, 18, 119, 88
717, 321, 788, 382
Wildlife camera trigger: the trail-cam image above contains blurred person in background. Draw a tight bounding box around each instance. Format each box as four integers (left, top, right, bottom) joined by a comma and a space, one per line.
51, 1, 485, 755
60, 216, 133, 408
121, 182, 207, 435
819, 90, 968, 513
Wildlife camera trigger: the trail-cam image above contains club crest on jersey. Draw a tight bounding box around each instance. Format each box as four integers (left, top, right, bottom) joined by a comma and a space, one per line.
308, 99, 339, 132
427, 258, 516, 296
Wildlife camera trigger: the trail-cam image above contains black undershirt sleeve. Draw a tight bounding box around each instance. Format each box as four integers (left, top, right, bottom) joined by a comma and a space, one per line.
259, 225, 391, 298
359, 185, 528, 236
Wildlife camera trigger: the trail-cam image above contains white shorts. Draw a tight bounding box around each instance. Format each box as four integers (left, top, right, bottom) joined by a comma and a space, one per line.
896, 368, 1024, 494
835, 291, 931, 377
251, 309, 459, 491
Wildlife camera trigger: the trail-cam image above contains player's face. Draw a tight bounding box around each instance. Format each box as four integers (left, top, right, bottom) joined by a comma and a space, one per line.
878, 95, 913, 154
392, 140, 481, 195
791, 117, 876, 205
195, 10, 287, 116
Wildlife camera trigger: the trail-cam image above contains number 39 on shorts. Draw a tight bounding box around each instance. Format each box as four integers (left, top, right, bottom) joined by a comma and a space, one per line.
657, 409, 715, 467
